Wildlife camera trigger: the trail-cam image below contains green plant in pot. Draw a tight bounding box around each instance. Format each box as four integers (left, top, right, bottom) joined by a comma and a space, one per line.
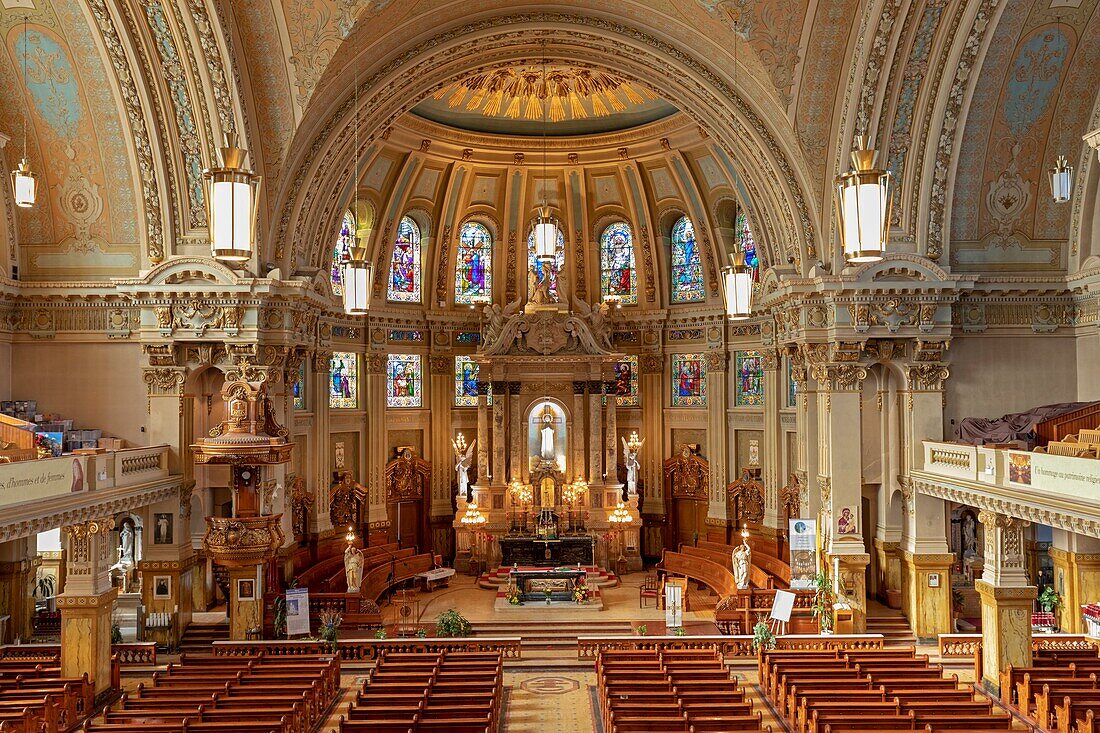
34, 574, 55, 600
272, 596, 288, 638
751, 621, 776, 652
1038, 586, 1062, 613
374, 627, 388, 639
635, 624, 648, 636
111, 622, 123, 645
811, 571, 836, 634
435, 608, 472, 638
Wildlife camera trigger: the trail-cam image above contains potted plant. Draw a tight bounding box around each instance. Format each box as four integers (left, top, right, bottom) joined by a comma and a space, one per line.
318, 609, 342, 652
751, 621, 776, 652
414, 627, 427, 638
374, 627, 388, 639
272, 595, 288, 638
34, 574, 55, 600
1038, 586, 1062, 613
435, 608, 472, 638
504, 584, 522, 606
811, 571, 836, 634
672, 626, 687, 637
635, 624, 648, 636
572, 582, 592, 605
111, 621, 123, 645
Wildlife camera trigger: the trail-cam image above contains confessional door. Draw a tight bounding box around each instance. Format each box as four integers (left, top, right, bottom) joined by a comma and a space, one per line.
390, 500, 423, 550
674, 497, 705, 548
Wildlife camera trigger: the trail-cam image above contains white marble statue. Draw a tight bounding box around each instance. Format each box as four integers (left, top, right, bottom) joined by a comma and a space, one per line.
344, 543, 364, 593
118, 523, 134, 566
962, 513, 977, 558
621, 436, 644, 495
540, 421, 555, 460
732, 541, 751, 590
453, 437, 476, 500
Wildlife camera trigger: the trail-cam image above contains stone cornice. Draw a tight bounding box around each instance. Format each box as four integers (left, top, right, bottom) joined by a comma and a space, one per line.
911, 472, 1100, 540
0, 477, 185, 545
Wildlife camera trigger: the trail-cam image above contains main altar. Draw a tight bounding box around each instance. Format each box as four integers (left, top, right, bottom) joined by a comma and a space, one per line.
452, 274, 641, 575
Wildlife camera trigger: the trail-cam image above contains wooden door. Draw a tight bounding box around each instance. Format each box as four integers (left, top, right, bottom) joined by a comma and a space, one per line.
397, 501, 420, 550
675, 498, 701, 548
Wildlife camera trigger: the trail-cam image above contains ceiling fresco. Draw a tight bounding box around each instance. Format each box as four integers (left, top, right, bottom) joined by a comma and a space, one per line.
0, 0, 1097, 282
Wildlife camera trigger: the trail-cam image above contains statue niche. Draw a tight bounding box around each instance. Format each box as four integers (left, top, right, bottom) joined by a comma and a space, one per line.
528, 400, 566, 474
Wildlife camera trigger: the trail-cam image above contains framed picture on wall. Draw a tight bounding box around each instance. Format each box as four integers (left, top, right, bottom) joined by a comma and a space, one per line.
237, 578, 256, 601
152, 575, 171, 599
153, 513, 173, 544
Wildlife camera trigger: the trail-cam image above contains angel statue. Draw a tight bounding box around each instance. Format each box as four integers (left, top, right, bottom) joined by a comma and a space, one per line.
344, 542, 364, 593
732, 540, 752, 590
452, 436, 477, 501
621, 435, 645, 495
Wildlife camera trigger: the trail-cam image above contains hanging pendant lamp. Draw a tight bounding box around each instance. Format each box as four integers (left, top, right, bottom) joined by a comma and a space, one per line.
204, 133, 261, 262
722, 252, 753, 320
342, 244, 373, 315
1049, 155, 1073, 204
531, 47, 560, 263
10, 17, 36, 208
835, 135, 892, 264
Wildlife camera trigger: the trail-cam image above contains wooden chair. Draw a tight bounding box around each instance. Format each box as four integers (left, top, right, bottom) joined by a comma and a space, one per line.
639, 574, 660, 608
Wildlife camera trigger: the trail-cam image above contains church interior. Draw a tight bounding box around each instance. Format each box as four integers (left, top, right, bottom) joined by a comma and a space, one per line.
2, 0, 1100, 731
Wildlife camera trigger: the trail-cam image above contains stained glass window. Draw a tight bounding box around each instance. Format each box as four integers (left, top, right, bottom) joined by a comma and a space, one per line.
671, 216, 705, 303
293, 361, 306, 410
737, 210, 758, 268
455, 222, 492, 304
387, 216, 421, 303
671, 354, 707, 407
329, 352, 358, 409
735, 350, 764, 407
331, 210, 355, 296
387, 354, 422, 408
613, 355, 639, 407
600, 222, 637, 305
527, 226, 565, 300
787, 359, 798, 408
455, 356, 480, 407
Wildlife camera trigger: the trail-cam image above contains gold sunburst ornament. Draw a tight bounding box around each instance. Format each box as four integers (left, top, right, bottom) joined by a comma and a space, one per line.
434, 66, 657, 122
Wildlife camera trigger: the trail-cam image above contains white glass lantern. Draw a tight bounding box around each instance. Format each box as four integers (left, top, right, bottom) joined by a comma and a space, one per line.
10, 158, 36, 208
722, 252, 753, 320
834, 135, 892, 264
342, 244, 374, 315
532, 205, 560, 261
1049, 155, 1073, 204
204, 133, 261, 262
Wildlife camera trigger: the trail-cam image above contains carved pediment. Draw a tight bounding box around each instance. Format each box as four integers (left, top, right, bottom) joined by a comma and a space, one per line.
727, 469, 765, 524
663, 444, 709, 501
384, 448, 431, 502
481, 301, 617, 357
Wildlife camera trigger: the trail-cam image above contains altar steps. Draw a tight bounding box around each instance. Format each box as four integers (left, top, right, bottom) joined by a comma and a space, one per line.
476, 565, 620, 591
470, 620, 636, 663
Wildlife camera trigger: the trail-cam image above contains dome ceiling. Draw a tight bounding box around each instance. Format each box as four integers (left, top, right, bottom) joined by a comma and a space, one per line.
410, 64, 678, 137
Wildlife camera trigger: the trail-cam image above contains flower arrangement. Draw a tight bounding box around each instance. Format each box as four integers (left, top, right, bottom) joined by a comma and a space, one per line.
572, 582, 592, 605
671, 626, 687, 637
751, 621, 776, 652
811, 572, 836, 634
635, 624, 648, 636
435, 608, 472, 637
318, 609, 342, 651
504, 583, 522, 605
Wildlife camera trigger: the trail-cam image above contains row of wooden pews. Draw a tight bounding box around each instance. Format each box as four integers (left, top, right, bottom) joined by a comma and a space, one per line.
1000, 646, 1100, 733
82, 652, 340, 733
761, 646, 1018, 733
596, 646, 765, 732
336, 649, 503, 732
0, 652, 94, 733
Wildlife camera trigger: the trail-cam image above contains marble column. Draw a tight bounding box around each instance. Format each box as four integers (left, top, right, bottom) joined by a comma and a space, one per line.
587, 380, 603, 483
792, 352, 819, 518
491, 380, 507, 486
1048, 529, 1100, 633
310, 351, 334, 536
59, 518, 117, 697
572, 382, 587, 484
605, 377, 618, 485
364, 354, 389, 543
509, 382, 522, 480
0, 538, 35, 643
476, 380, 490, 486
818, 363, 869, 632
976, 510, 1035, 695
428, 355, 453, 520
705, 351, 729, 527
761, 350, 782, 531
227, 565, 263, 640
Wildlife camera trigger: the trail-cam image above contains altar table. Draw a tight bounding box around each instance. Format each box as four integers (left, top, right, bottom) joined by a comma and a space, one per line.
499, 536, 594, 567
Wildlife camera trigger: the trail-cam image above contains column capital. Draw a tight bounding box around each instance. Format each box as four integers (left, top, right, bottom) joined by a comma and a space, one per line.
760, 349, 781, 371
811, 363, 868, 392
364, 353, 386, 374
704, 350, 727, 372
978, 510, 1031, 587
429, 354, 451, 375
312, 350, 333, 370
905, 362, 950, 391
639, 353, 663, 374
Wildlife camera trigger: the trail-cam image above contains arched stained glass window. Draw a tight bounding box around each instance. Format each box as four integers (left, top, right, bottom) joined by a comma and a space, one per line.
670, 216, 704, 303
455, 222, 492, 304
527, 225, 565, 300
736, 209, 759, 271
600, 221, 637, 305
387, 216, 421, 303
331, 210, 355, 296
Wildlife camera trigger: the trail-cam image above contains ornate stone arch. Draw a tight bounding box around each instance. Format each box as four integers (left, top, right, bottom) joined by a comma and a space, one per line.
269, 14, 818, 279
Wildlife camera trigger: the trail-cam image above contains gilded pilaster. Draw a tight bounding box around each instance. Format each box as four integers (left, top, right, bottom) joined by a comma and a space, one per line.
364, 354, 388, 537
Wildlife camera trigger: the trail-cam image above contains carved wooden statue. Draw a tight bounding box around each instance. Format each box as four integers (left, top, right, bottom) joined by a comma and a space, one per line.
289, 476, 314, 539
329, 471, 365, 528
